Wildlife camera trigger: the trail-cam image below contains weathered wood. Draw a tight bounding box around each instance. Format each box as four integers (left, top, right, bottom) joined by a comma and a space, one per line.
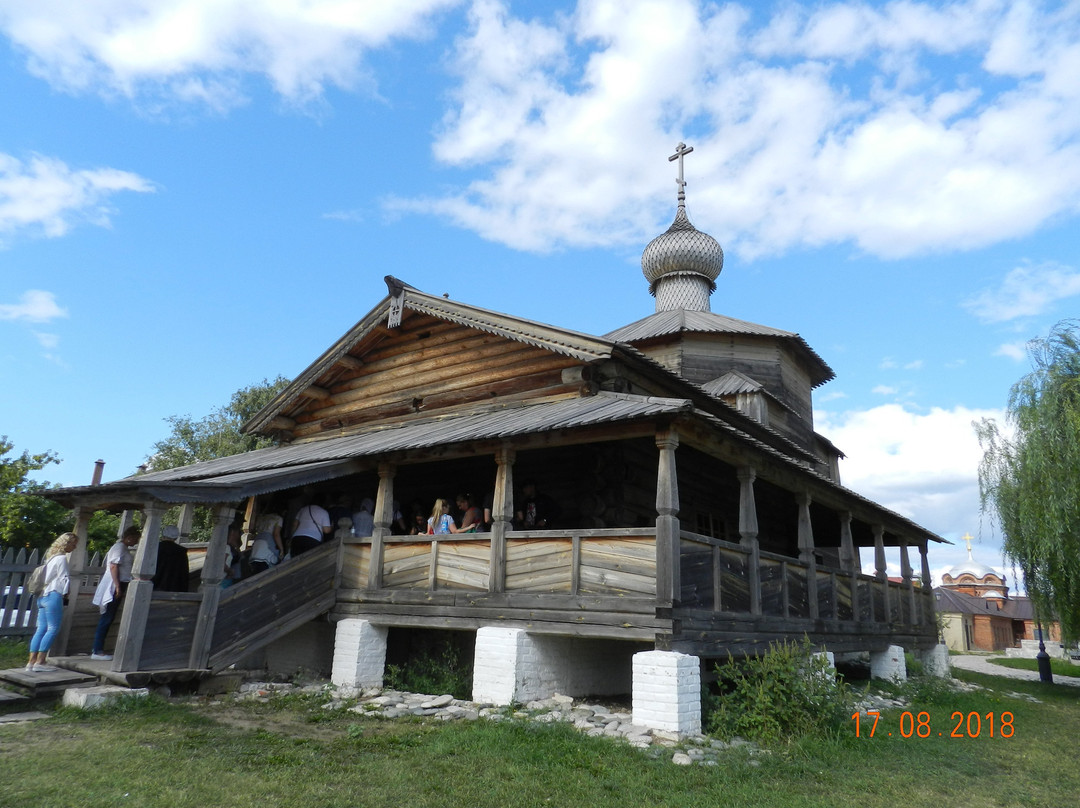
187, 504, 235, 669
115, 503, 164, 673
655, 425, 679, 608
489, 446, 513, 593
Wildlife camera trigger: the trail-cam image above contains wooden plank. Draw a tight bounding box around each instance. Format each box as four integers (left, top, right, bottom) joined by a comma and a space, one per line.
579, 567, 656, 595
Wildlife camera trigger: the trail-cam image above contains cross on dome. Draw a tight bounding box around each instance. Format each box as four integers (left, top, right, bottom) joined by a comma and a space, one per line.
668, 142, 694, 206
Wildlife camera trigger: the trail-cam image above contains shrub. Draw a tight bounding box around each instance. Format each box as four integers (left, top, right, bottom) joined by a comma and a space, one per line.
704, 639, 855, 745
384, 639, 472, 699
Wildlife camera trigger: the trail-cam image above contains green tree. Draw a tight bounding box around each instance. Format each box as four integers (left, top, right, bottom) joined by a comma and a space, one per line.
0, 437, 72, 552
149, 376, 291, 469
148, 377, 290, 540
976, 320, 1080, 643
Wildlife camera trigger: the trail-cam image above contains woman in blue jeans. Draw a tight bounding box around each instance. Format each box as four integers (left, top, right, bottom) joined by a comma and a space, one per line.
26, 532, 78, 672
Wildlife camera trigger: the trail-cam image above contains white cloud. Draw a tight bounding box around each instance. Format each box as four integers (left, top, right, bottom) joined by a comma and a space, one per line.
816, 403, 1005, 544
0, 153, 154, 242
0, 0, 460, 107
964, 261, 1080, 322
0, 290, 67, 323
33, 331, 60, 350
400, 0, 1080, 258
994, 341, 1028, 361
871, 384, 898, 395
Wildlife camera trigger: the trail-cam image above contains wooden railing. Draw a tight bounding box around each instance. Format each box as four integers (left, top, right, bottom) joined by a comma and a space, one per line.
0, 547, 39, 636
339, 528, 658, 597
679, 531, 935, 627
1, 548, 110, 638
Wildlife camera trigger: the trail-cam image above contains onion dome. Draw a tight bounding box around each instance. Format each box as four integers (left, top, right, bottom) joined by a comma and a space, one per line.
642, 143, 723, 313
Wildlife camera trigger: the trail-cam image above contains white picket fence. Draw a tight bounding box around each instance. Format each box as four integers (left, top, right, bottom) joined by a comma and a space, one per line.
0, 547, 106, 637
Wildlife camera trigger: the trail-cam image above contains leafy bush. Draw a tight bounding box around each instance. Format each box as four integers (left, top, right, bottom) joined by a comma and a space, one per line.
704, 639, 855, 745
384, 637, 472, 699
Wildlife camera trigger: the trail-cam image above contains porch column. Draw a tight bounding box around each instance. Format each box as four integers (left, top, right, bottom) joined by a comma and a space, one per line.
489, 446, 515, 594
176, 504, 195, 541
797, 491, 818, 619
188, 504, 236, 669
900, 537, 916, 623
55, 507, 92, 654
873, 524, 890, 622
655, 426, 680, 608
368, 462, 396, 590
737, 466, 761, 615
920, 542, 934, 627
113, 502, 164, 672
839, 511, 859, 620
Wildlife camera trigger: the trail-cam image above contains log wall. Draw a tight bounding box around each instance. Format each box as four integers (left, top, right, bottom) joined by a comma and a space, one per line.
288, 315, 583, 438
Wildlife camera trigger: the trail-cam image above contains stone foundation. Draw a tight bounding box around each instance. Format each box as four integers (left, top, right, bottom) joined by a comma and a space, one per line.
869, 644, 907, 681
332, 618, 389, 690
631, 650, 701, 737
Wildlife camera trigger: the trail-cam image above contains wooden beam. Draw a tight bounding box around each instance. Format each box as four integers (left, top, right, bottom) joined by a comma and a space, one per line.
654, 424, 680, 609
737, 466, 761, 616
489, 446, 514, 593
336, 355, 365, 371
114, 503, 165, 672
797, 491, 818, 620
188, 504, 236, 670
368, 462, 395, 590
304, 385, 331, 400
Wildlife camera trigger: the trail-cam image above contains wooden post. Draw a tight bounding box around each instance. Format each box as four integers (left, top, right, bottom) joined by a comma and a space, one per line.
737, 466, 761, 616
920, 542, 934, 626
655, 425, 680, 608
489, 446, 514, 593
797, 491, 818, 619
55, 507, 92, 654
900, 537, 916, 624
113, 503, 164, 672
873, 524, 890, 622
188, 504, 236, 669
839, 510, 859, 621
368, 462, 396, 590
176, 504, 195, 541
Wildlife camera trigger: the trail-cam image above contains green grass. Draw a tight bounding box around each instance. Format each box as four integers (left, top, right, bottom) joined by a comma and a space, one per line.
988, 656, 1080, 678
0, 671, 1077, 808
0, 637, 28, 669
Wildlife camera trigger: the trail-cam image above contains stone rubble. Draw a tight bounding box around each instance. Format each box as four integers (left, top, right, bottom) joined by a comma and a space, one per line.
228, 681, 762, 767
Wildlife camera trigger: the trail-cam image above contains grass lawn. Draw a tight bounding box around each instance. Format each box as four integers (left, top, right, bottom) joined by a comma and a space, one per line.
988, 656, 1080, 678
2, 656, 1078, 808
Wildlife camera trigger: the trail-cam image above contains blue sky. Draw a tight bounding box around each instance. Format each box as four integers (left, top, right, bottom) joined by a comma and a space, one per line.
2, 0, 1078, 585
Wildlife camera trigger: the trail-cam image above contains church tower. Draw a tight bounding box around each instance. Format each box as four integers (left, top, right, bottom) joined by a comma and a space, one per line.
607, 144, 839, 476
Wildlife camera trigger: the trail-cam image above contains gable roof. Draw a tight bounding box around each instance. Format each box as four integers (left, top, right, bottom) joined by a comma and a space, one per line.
242, 277, 621, 437
240, 277, 826, 469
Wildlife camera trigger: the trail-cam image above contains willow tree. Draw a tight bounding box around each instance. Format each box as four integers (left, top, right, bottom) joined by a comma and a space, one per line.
976, 320, 1080, 643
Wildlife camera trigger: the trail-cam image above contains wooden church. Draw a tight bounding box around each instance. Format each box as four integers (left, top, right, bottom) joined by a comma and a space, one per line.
44, 145, 942, 701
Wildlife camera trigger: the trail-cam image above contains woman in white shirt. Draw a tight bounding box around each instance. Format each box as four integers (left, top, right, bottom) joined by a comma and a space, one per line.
26, 532, 78, 672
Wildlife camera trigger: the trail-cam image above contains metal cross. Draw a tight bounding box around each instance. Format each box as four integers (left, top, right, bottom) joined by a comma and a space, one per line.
668, 142, 694, 203
961, 532, 974, 556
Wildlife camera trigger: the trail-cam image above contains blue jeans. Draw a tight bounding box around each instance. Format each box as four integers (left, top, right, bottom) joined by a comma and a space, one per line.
93, 582, 126, 655
29, 591, 64, 653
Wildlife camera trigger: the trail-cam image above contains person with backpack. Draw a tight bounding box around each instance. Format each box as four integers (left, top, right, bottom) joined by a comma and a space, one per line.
25, 532, 79, 673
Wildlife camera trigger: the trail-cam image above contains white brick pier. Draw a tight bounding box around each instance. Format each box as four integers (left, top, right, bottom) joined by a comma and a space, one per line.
631, 650, 701, 737
331, 618, 388, 690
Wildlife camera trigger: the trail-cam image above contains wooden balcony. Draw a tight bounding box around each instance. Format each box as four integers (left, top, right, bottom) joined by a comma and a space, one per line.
335, 527, 938, 656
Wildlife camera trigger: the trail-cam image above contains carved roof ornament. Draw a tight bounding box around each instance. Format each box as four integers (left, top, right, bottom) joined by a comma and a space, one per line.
641, 143, 724, 313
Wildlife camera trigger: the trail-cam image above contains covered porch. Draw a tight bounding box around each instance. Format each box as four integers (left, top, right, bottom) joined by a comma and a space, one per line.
43, 396, 941, 685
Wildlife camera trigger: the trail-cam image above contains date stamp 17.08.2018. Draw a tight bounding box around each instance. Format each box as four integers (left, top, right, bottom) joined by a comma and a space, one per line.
851, 710, 1014, 739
